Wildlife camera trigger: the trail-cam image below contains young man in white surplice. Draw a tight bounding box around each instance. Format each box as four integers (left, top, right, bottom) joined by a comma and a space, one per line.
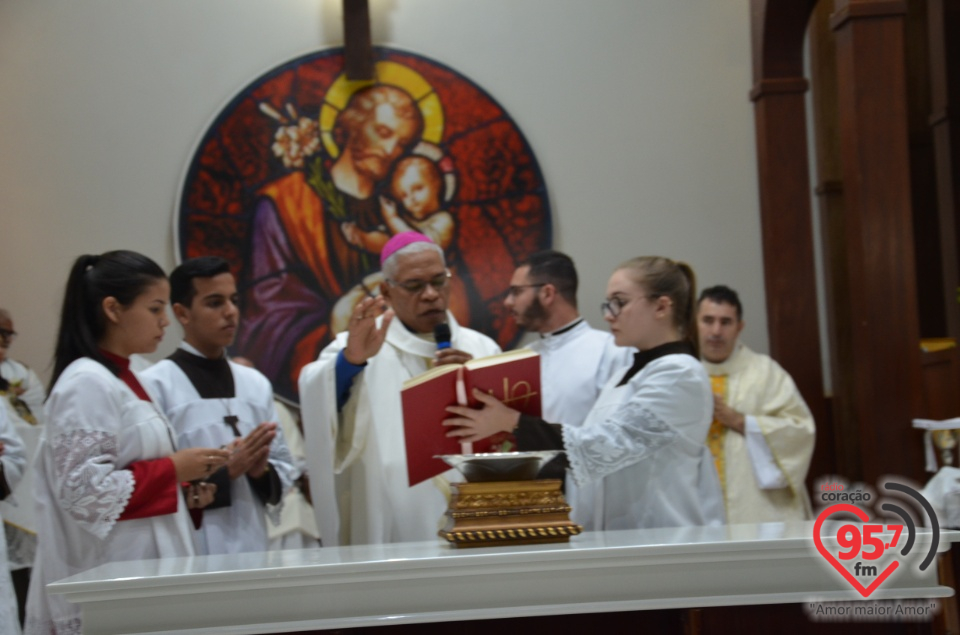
141, 257, 299, 555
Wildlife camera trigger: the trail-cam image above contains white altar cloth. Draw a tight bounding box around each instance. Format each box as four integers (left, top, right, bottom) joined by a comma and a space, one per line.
48, 522, 958, 635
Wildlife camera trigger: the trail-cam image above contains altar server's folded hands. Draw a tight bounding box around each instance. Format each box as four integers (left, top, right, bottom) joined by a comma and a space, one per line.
170, 447, 231, 482
227, 422, 277, 479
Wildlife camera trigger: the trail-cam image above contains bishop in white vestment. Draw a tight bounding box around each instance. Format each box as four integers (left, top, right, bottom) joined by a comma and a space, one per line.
300, 232, 500, 546
300, 312, 500, 546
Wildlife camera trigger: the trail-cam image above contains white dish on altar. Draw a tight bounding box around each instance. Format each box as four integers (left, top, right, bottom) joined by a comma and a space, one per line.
438, 451, 562, 482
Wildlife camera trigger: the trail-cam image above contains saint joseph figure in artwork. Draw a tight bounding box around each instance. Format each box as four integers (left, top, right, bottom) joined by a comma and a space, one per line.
239, 85, 424, 398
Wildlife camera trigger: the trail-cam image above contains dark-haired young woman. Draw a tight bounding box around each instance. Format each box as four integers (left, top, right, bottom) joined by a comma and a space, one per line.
25, 251, 229, 635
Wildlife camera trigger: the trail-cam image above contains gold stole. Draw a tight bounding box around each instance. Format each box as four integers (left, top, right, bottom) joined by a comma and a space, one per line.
2, 390, 37, 425
707, 375, 727, 493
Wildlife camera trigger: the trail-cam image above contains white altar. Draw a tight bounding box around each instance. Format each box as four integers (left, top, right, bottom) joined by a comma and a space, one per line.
48, 522, 958, 635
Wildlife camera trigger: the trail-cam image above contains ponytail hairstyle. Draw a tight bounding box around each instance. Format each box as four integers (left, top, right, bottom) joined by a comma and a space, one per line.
616, 256, 699, 357
50, 250, 167, 390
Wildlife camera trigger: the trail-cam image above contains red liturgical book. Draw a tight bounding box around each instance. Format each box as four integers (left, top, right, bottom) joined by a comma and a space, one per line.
401, 349, 542, 486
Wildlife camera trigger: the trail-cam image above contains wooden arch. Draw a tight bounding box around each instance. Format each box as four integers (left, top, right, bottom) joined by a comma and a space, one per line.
751, 0, 928, 485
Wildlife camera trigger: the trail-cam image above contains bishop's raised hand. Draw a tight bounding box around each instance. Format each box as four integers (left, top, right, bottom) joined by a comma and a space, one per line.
343, 295, 394, 365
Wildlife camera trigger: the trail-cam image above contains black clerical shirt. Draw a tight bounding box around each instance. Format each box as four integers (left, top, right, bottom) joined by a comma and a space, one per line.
169, 348, 282, 507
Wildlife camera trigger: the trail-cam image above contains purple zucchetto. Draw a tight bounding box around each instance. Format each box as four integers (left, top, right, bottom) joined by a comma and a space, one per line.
379, 231, 436, 267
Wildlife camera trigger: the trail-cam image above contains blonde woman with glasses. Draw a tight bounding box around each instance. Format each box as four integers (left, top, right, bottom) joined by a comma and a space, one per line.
446, 256, 725, 531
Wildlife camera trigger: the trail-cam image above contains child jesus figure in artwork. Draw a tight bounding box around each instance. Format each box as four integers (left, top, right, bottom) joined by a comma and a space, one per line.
341, 155, 455, 253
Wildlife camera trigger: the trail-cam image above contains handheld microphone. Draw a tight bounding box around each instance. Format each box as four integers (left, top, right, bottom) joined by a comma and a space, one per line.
437, 322, 470, 454
434, 323, 452, 350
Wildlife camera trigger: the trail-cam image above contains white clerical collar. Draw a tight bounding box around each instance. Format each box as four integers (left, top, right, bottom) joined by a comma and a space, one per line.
394, 318, 442, 345
387, 311, 461, 359
539, 317, 584, 339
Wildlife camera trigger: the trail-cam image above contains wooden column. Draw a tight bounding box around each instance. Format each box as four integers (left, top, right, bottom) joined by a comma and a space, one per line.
829, 0, 925, 483
808, 0, 846, 479
906, 1, 949, 340
749, 0, 828, 442
928, 0, 960, 339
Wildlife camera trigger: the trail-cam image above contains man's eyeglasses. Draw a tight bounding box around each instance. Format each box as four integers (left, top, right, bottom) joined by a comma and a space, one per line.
0, 329, 16, 342
505, 283, 546, 298
387, 271, 451, 294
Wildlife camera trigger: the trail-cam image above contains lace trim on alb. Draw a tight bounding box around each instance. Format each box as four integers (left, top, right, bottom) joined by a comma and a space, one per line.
4, 522, 37, 569
25, 616, 82, 635
51, 429, 135, 540
564, 400, 678, 486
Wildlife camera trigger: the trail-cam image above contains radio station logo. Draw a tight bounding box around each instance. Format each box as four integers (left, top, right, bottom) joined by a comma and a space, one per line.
813, 480, 939, 599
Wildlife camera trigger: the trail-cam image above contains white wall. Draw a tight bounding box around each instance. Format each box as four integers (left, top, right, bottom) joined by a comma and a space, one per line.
0, 0, 767, 382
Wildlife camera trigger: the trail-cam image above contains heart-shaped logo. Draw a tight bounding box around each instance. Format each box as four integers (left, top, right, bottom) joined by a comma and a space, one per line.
813, 503, 900, 598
